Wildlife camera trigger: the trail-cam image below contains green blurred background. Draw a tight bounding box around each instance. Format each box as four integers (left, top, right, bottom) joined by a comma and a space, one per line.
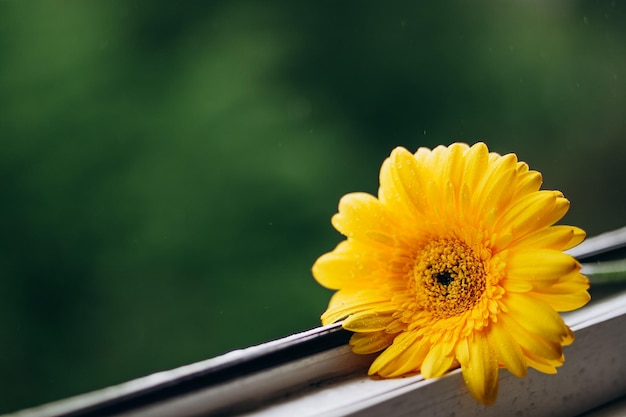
1, 0, 625, 413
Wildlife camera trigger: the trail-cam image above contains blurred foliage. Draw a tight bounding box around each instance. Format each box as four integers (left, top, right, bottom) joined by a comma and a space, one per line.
1, 0, 625, 413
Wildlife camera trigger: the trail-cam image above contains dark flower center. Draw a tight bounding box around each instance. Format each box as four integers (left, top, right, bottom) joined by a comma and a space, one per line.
436, 271, 454, 287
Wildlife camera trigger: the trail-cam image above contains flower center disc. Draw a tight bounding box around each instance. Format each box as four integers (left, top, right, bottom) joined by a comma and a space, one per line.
413, 238, 486, 318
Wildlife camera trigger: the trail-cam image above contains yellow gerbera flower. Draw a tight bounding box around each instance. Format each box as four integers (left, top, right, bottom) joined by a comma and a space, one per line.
312, 142, 590, 405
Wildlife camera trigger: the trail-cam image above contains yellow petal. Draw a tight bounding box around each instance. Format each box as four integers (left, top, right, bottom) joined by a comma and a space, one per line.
312, 242, 382, 290
422, 147, 451, 217
385, 318, 408, 334
350, 331, 397, 354
455, 336, 470, 365
529, 291, 590, 312
462, 142, 490, 192
498, 312, 564, 361
428, 145, 451, 181
510, 169, 542, 203
369, 331, 428, 377
445, 142, 469, 192
433, 144, 467, 221
497, 190, 570, 239
522, 349, 562, 374
515, 161, 530, 175
562, 326, 574, 346
321, 289, 392, 325
487, 324, 527, 377
379, 150, 415, 223
420, 342, 456, 378
504, 293, 571, 344
387, 147, 431, 217
536, 270, 589, 294
343, 311, 396, 332
501, 279, 533, 292
458, 332, 499, 406
413, 146, 433, 164
383, 341, 431, 377
564, 226, 586, 250
331, 192, 397, 247
473, 153, 519, 218
507, 225, 586, 252
506, 249, 579, 288
528, 271, 590, 312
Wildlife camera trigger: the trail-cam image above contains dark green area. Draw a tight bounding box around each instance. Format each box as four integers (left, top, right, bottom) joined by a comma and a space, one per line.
1, 1, 625, 413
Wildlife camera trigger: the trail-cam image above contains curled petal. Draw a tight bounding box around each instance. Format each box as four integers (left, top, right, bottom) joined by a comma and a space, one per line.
350, 331, 397, 354
369, 331, 429, 377
343, 311, 396, 332
321, 289, 392, 325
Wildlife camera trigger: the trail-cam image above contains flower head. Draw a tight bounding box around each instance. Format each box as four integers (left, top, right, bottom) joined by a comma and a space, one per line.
312, 142, 590, 405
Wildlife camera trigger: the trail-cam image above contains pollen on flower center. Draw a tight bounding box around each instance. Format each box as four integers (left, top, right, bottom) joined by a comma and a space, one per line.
413, 238, 486, 318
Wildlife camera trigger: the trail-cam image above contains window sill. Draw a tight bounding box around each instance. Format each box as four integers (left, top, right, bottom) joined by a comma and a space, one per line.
12, 228, 626, 417
11, 288, 626, 417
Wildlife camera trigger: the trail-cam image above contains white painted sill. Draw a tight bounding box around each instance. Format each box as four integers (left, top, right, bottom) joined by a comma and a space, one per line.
10, 229, 626, 417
